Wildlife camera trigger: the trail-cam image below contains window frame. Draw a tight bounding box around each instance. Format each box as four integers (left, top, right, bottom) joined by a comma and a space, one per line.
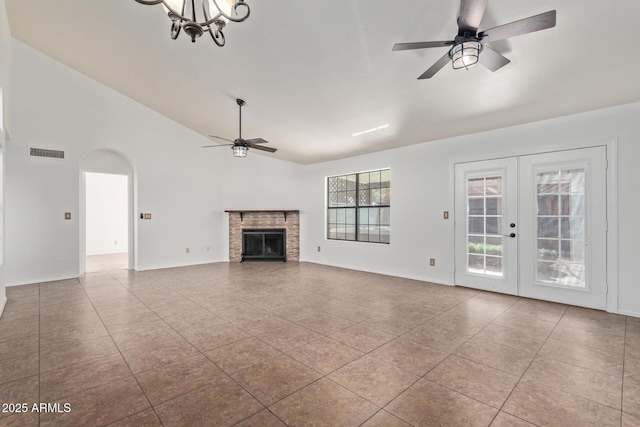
326, 168, 390, 244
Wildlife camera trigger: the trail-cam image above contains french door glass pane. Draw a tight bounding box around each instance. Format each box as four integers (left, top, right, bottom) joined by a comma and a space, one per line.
536, 169, 586, 288
467, 176, 504, 277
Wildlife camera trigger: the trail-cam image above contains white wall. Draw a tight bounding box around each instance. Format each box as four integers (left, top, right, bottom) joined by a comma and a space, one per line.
301, 102, 640, 317
4, 40, 306, 284
85, 172, 128, 255
220, 152, 306, 259
5, 39, 222, 282
0, 0, 10, 315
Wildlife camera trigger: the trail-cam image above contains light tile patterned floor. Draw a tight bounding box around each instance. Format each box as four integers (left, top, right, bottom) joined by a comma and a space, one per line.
85, 253, 128, 273
0, 262, 638, 426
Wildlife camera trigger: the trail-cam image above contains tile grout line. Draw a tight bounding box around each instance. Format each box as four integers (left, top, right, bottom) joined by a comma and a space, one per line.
491, 305, 629, 421
77, 271, 165, 425
103, 270, 283, 424
12, 264, 633, 426
140, 265, 438, 425
407, 301, 562, 425
493, 304, 568, 421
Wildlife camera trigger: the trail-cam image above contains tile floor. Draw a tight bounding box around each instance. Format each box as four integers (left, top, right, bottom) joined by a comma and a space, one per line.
0, 262, 638, 426
85, 253, 128, 273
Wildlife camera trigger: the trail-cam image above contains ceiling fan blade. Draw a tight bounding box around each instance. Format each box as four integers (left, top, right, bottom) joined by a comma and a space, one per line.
245, 138, 269, 145
208, 135, 235, 143
479, 10, 556, 43
201, 144, 233, 148
392, 41, 454, 51
418, 52, 451, 79
249, 144, 277, 153
478, 45, 511, 71
458, 0, 488, 34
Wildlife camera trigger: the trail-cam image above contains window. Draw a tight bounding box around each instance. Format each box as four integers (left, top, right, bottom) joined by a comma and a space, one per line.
327, 168, 390, 243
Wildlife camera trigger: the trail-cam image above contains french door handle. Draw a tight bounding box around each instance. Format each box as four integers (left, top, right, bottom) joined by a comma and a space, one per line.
503, 233, 516, 238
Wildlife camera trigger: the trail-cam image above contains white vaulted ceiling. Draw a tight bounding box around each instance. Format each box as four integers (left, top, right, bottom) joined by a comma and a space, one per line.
5, 0, 640, 164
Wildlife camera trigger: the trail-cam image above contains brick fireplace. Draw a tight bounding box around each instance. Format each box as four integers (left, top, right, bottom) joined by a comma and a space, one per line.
226, 210, 300, 262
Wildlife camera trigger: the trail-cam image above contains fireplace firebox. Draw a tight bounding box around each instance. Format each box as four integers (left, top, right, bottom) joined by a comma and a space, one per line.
242, 228, 286, 262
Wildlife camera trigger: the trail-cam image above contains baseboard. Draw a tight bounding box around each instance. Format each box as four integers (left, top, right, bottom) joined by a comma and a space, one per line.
298, 261, 453, 287
0, 295, 7, 319
616, 308, 640, 319
135, 259, 227, 272
7, 273, 79, 287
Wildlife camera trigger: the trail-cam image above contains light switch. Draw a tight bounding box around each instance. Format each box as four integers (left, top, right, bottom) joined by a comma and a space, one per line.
144, 213, 152, 220
443, 211, 449, 219
64, 212, 71, 220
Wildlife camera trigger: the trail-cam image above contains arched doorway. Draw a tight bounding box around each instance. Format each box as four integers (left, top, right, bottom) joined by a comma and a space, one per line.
80, 150, 135, 274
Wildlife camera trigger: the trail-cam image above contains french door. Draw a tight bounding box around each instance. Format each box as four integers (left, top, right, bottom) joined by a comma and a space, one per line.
454, 147, 607, 309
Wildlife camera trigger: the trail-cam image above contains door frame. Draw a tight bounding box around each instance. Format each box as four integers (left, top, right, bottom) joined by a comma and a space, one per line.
453, 158, 519, 295
79, 149, 137, 275
448, 138, 619, 313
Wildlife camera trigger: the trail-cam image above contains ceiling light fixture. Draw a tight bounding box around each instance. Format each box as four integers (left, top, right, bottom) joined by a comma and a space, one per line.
134, 0, 250, 45
449, 40, 482, 70
352, 124, 390, 137
232, 145, 248, 158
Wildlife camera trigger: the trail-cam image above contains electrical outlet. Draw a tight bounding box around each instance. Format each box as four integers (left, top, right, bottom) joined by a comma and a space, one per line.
144, 213, 152, 220
430, 258, 435, 266
317, 246, 321, 252
186, 248, 190, 254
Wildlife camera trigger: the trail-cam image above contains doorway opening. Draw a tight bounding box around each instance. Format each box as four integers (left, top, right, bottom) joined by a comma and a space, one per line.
85, 172, 129, 272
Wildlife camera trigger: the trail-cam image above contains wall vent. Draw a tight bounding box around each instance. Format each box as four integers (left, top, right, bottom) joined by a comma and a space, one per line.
30, 147, 65, 159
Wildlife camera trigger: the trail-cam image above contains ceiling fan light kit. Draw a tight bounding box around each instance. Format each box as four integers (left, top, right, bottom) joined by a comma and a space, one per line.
392, 0, 556, 79
232, 145, 248, 157
133, 0, 250, 45
450, 40, 482, 70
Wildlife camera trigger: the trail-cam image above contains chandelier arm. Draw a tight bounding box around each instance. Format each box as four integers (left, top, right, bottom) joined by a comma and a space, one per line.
209, 27, 226, 46
210, 0, 250, 23
135, 0, 249, 45
159, 1, 248, 27
201, 0, 223, 35
202, 1, 223, 45
160, 0, 186, 21
170, 20, 181, 39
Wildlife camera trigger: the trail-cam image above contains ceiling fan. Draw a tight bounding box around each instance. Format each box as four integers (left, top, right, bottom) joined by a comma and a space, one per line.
392, 0, 556, 79
202, 98, 277, 157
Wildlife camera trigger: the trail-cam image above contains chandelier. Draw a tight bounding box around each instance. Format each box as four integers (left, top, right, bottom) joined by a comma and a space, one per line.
134, 0, 250, 46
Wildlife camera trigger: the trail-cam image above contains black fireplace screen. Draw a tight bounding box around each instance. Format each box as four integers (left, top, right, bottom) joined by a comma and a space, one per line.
242, 229, 286, 262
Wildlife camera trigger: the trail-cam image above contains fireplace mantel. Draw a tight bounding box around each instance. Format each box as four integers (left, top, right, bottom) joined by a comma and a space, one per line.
225, 210, 299, 222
